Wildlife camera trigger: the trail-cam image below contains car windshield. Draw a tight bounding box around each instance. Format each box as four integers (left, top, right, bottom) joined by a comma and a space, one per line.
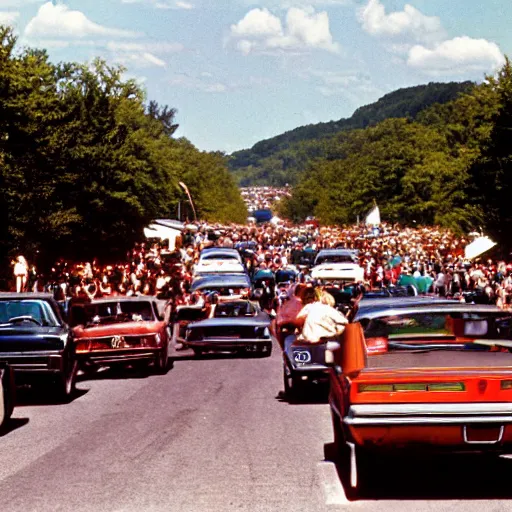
214, 302, 255, 317
0, 300, 56, 326
316, 255, 356, 265
71, 301, 155, 327
365, 310, 512, 368
202, 254, 238, 261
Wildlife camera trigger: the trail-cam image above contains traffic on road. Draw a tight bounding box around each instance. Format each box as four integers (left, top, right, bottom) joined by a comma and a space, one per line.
1, 187, 512, 511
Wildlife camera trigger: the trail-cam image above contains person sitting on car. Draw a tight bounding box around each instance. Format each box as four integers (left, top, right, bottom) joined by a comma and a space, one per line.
296, 288, 348, 343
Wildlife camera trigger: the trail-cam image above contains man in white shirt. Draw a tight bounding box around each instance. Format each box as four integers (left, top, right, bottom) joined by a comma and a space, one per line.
296, 291, 348, 343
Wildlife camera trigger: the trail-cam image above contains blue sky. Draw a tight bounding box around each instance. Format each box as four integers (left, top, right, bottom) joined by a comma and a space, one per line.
3, 0, 510, 152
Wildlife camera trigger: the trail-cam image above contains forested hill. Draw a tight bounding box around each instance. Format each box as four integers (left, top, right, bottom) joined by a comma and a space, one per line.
229, 81, 474, 186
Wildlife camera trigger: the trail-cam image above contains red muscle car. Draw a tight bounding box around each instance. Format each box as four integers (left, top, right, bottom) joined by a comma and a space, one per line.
70, 296, 171, 373
328, 304, 512, 498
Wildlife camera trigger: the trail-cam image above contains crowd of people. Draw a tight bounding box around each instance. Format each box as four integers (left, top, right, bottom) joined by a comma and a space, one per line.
7, 188, 512, 312
240, 186, 291, 213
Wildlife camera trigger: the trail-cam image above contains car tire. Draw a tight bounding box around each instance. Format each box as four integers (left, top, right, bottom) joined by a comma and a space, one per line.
54, 359, 78, 403
154, 343, 170, 374
283, 363, 303, 401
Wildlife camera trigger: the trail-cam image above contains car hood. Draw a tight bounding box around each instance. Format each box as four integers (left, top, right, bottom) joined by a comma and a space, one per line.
74, 321, 163, 338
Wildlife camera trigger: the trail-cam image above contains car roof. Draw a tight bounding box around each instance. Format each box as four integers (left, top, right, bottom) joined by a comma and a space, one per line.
316, 249, 359, 256
191, 274, 251, 290
0, 292, 55, 301
86, 296, 159, 305
200, 247, 239, 255
355, 302, 505, 321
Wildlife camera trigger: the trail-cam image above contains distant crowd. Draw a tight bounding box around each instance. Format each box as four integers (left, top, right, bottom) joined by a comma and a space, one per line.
7, 187, 512, 311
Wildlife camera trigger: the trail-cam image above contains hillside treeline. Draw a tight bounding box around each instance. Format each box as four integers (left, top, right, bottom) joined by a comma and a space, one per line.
229, 81, 474, 186
278, 60, 512, 251
0, 27, 246, 268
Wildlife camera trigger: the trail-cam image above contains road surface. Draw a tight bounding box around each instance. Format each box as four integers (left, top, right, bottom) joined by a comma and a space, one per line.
0, 340, 511, 512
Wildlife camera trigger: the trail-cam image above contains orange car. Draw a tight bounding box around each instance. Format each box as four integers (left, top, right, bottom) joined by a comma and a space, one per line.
328, 304, 512, 497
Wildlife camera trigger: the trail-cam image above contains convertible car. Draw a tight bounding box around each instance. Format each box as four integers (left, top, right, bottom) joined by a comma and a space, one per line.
0, 293, 77, 401
328, 303, 512, 497
70, 296, 171, 373
184, 299, 273, 357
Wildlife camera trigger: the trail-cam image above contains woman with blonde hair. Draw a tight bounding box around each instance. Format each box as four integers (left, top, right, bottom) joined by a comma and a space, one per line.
13, 256, 29, 293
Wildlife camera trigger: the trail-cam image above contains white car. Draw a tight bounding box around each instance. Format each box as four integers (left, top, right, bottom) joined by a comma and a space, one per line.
311, 249, 364, 283
194, 247, 246, 276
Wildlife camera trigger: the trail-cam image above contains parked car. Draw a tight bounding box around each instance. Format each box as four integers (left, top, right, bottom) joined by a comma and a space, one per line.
70, 296, 171, 373
328, 303, 512, 497
0, 293, 77, 401
184, 299, 273, 357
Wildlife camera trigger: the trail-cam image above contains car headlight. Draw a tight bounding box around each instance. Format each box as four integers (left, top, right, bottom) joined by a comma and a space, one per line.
293, 350, 312, 364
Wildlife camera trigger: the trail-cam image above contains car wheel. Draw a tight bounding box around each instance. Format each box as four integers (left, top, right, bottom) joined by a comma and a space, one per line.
338, 440, 369, 501
54, 359, 78, 403
154, 343, 170, 374
283, 363, 303, 401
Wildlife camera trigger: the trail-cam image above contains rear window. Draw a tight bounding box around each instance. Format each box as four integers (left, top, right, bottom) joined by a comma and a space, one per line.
364, 311, 512, 368
71, 301, 155, 326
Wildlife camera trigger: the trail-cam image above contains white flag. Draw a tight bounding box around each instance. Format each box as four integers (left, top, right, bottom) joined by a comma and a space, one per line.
365, 205, 380, 226
464, 236, 496, 260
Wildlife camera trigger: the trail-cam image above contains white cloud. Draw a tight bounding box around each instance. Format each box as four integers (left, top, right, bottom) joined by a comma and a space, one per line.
408, 36, 506, 75
359, 0, 444, 44
121, 0, 195, 8
25, 2, 140, 39
231, 8, 283, 38
106, 41, 184, 69
105, 41, 184, 53
115, 51, 166, 68
0, 0, 42, 6
242, 0, 352, 8
230, 7, 340, 54
0, 10, 18, 24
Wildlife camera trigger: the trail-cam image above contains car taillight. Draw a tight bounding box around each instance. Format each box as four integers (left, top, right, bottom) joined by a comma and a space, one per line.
365, 337, 388, 355
76, 340, 90, 353
358, 382, 465, 393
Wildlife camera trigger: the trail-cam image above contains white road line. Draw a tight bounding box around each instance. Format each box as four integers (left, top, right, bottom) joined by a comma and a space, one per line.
318, 461, 351, 506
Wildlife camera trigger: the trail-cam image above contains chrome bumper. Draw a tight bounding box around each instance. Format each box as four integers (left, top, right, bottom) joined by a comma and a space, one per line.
344, 403, 512, 426
0, 351, 65, 373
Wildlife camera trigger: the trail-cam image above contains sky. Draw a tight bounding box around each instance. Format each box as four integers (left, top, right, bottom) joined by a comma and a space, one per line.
2, 0, 511, 153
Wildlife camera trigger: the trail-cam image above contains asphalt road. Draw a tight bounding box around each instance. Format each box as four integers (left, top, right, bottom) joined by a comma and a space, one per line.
1, 340, 512, 512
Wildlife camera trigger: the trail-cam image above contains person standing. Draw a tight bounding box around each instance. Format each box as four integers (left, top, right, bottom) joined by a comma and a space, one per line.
13, 256, 29, 293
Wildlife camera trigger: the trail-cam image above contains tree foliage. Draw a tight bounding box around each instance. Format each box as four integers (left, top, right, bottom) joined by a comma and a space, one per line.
276, 61, 512, 252
0, 27, 246, 269
229, 81, 474, 186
